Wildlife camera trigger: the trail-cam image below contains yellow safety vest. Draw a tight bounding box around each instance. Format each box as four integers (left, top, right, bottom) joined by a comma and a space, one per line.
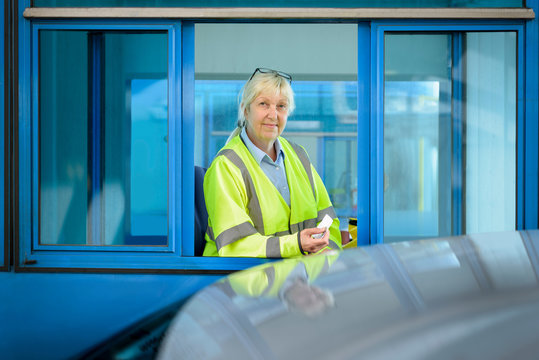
219, 253, 340, 298
203, 135, 341, 258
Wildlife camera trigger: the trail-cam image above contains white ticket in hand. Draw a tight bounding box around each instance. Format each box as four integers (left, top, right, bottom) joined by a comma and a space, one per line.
312, 214, 333, 239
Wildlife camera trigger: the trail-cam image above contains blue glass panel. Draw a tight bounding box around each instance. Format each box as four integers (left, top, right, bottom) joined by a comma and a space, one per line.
465, 32, 516, 233
383, 31, 517, 243
34, 0, 523, 8
39, 30, 168, 246
103, 32, 168, 245
129, 79, 167, 237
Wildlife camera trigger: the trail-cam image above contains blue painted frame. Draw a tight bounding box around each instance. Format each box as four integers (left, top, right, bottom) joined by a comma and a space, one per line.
30, 22, 177, 253
181, 22, 195, 257
18, 0, 32, 268
357, 22, 370, 246
88, 33, 103, 246
371, 20, 527, 244
525, 0, 539, 230
452, 33, 464, 235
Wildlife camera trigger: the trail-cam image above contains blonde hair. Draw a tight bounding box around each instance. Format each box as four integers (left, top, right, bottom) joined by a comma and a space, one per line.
227, 71, 295, 142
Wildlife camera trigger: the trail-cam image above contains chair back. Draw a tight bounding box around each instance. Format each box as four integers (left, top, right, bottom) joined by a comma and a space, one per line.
194, 166, 208, 256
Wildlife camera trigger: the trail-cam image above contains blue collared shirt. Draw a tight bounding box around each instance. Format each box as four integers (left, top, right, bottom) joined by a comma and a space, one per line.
240, 128, 291, 206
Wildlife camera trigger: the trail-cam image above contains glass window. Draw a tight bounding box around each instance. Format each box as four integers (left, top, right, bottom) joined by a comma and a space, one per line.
383, 31, 517, 243
465, 32, 516, 233
194, 23, 358, 235
384, 34, 452, 242
39, 29, 168, 246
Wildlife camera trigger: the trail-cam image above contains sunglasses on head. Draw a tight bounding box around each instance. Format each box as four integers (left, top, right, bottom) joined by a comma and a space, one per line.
249, 68, 292, 83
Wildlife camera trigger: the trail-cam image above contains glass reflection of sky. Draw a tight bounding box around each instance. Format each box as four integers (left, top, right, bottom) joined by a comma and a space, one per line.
195, 80, 358, 133
384, 81, 440, 115
384, 81, 443, 239
130, 78, 168, 236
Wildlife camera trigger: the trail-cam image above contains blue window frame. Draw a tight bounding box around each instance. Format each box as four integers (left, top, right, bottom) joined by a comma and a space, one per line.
370, 21, 527, 244
16, 9, 538, 271
525, 2, 539, 230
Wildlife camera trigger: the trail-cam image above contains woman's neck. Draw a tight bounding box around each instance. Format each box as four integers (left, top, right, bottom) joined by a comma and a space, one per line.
246, 130, 277, 162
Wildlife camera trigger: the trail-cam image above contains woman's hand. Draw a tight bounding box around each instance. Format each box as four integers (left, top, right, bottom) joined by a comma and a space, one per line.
299, 227, 330, 254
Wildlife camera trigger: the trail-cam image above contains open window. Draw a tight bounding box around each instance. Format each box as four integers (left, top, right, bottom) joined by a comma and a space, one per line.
192, 22, 359, 238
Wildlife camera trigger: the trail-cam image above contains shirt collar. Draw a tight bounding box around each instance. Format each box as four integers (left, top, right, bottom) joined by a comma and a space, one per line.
240, 127, 285, 165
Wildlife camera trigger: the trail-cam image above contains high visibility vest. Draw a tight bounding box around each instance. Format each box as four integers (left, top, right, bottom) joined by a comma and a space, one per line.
203, 135, 341, 258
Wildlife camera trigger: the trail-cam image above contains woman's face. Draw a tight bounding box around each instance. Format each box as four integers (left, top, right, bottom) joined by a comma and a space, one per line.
245, 92, 289, 149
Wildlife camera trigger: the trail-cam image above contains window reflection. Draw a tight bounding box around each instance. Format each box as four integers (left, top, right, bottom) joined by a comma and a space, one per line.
469, 231, 536, 289
39, 30, 168, 245
383, 32, 517, 242
129, 79, 167, 237
465, 32, 516, 233
384, 80, 450, 240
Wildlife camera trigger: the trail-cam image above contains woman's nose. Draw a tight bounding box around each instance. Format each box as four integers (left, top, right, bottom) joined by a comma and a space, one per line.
268, 105, 278, 118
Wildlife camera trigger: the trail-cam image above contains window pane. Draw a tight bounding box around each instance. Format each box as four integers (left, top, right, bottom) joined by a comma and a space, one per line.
39, 30, 89, 245
34, 0, 523, 8
195, 23, 357, 234
384, 34, 452, 242
129, 78, 168, 238
465, 32, 516, 233
39, 30, 168, 245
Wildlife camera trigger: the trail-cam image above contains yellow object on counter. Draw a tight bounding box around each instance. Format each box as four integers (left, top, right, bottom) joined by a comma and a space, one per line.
344, 218, 357, 249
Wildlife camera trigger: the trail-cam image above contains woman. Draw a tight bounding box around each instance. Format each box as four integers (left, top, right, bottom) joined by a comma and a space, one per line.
203, 68, 341, 258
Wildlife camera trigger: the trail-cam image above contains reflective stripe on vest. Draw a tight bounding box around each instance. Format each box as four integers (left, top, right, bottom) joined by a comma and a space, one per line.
211, 139, 336, 256
288, 141, 316, 200
217, 148, 265, 235
213, 221, 258, 250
